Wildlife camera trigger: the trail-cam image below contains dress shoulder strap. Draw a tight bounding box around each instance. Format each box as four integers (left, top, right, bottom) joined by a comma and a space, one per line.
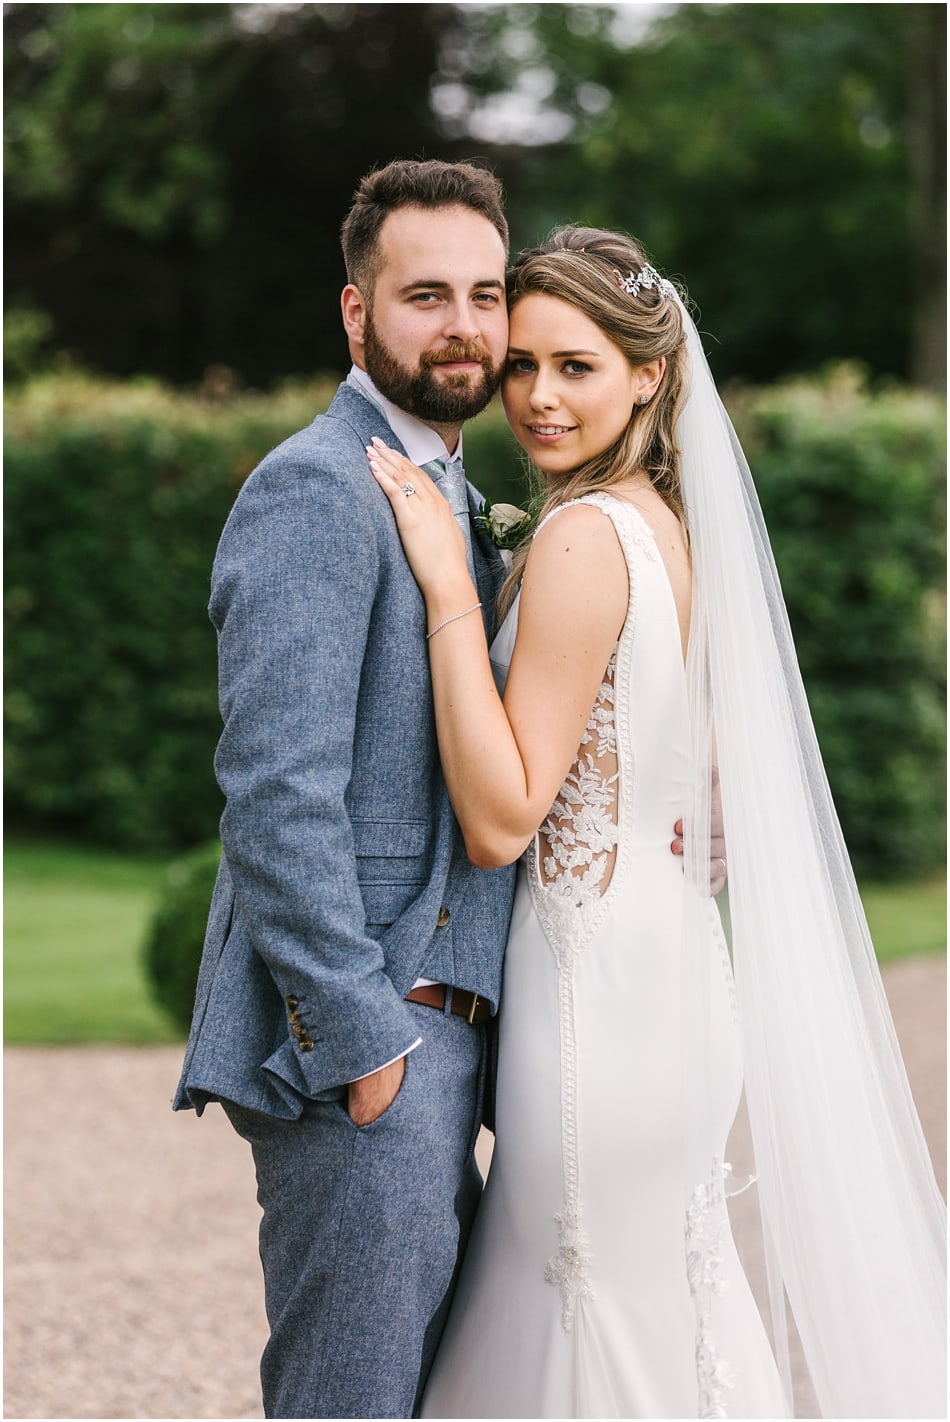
534, 492, 660, 567
533, 493, 611, 538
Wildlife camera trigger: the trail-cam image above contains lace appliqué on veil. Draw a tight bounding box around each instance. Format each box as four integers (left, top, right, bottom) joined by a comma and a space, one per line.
686, 1162, 738, 1419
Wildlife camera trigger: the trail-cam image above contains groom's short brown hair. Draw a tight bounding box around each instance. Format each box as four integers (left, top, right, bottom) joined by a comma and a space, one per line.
341, 158, 508, 300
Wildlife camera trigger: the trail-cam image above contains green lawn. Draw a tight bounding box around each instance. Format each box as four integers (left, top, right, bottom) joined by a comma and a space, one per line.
3, 839, 946, 1044
857, 876, 947, 962
4, 840, 180, 1043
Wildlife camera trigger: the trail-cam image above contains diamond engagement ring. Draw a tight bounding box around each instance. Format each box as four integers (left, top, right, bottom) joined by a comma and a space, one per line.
401, 482, 416, 498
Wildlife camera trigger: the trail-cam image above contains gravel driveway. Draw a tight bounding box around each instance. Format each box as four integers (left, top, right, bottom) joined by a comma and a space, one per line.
4, 953, 945, 1421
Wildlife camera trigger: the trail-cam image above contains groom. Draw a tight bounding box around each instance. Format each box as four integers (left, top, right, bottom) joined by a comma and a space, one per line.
174, 158, 516, 1419
175, 157, 728, 1420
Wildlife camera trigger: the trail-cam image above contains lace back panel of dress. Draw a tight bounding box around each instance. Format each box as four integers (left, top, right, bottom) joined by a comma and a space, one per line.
537, 650, 620, 909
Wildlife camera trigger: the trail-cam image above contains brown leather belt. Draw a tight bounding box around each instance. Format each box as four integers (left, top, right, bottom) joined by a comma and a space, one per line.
406, 983, 491, 1024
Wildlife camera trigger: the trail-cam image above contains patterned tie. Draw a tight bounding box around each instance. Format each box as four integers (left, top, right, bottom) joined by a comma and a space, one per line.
424, 455, 476, 580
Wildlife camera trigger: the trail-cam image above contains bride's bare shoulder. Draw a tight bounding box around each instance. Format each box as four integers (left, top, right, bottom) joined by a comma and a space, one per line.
512, 501, 627, 664
528, 498, 625, 566
521, 499, 628, 625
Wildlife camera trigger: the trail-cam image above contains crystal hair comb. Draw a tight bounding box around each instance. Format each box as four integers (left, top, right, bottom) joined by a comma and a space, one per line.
616, 265, 676, 300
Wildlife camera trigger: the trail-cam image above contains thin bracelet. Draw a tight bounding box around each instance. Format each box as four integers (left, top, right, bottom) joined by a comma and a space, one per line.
427, 601, 482, 640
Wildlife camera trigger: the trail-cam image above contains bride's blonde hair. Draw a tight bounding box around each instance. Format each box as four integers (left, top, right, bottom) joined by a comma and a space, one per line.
499, 226, 688, 615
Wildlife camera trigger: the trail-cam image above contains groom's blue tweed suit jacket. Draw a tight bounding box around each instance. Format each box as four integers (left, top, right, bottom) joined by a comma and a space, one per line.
174, 383, 515, 1119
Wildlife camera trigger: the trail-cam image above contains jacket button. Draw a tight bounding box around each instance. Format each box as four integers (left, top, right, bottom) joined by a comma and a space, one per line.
285, 995, 299, 1009
437, 906, 451, 928
299, 1040, 314, 1052
288, 1010, 302, 1024
292, 1024, 308, 1038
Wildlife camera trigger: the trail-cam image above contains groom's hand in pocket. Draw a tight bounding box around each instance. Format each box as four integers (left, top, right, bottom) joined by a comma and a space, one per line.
348, 1055, 406, 1126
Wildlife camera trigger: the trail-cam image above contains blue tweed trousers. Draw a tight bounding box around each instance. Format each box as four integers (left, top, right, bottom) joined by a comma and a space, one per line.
223, 1000, 488, 1419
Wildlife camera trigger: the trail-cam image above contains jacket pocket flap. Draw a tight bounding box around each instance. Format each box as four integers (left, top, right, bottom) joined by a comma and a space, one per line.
359, 881, 420, 927
352, 818, 427, 858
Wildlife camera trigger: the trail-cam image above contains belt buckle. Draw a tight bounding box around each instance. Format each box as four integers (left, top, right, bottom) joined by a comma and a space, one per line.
467, 992, 480, 1025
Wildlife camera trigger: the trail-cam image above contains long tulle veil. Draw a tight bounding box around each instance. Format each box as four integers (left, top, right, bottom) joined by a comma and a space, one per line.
676, 302, 946, 1418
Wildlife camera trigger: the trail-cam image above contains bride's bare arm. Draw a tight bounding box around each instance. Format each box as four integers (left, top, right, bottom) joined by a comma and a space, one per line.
368, 442, 626, 867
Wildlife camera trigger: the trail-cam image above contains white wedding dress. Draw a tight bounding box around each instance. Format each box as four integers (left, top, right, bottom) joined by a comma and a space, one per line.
422, 493, 788, 1420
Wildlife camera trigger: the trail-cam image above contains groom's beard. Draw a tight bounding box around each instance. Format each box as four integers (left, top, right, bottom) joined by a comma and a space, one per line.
363, 318, 503, 424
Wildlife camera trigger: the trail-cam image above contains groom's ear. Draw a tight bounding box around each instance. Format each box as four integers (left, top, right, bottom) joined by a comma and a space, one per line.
341, 285, 368, 348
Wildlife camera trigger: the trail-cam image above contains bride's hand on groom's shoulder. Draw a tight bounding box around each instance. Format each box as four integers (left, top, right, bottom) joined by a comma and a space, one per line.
366, 438, 470, 598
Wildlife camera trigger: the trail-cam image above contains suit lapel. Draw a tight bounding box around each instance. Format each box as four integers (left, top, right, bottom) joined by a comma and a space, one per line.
326, 382, 411, 462
327, 384, 507, 638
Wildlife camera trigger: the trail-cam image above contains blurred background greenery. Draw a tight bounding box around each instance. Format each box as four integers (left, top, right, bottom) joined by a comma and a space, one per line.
3, 2, 945, 1042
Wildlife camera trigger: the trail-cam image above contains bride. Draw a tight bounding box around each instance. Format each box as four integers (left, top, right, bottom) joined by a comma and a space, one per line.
368, 226, 946, 1419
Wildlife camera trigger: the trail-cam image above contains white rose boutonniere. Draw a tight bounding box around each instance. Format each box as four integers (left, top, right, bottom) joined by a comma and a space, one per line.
478, 498, 534, 552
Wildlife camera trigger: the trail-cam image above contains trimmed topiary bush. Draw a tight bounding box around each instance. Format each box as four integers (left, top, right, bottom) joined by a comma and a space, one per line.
143, 839, 222, 1033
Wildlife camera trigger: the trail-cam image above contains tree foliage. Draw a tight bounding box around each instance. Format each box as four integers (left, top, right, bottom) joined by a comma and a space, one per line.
4, 2, 458, 383
3, 3, 944, 387
441, 3, 944, 386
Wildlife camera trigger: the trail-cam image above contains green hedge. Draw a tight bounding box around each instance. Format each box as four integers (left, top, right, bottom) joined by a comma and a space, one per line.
731, 368, 946, 877
4, 367, 945, 876
4, 374, 334, 847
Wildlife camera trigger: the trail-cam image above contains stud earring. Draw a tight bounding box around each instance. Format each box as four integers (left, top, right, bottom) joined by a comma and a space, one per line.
637, 395, 650, 406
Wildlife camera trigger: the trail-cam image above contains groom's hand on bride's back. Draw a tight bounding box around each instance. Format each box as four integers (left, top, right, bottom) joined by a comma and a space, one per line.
670, 766, 727, 896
